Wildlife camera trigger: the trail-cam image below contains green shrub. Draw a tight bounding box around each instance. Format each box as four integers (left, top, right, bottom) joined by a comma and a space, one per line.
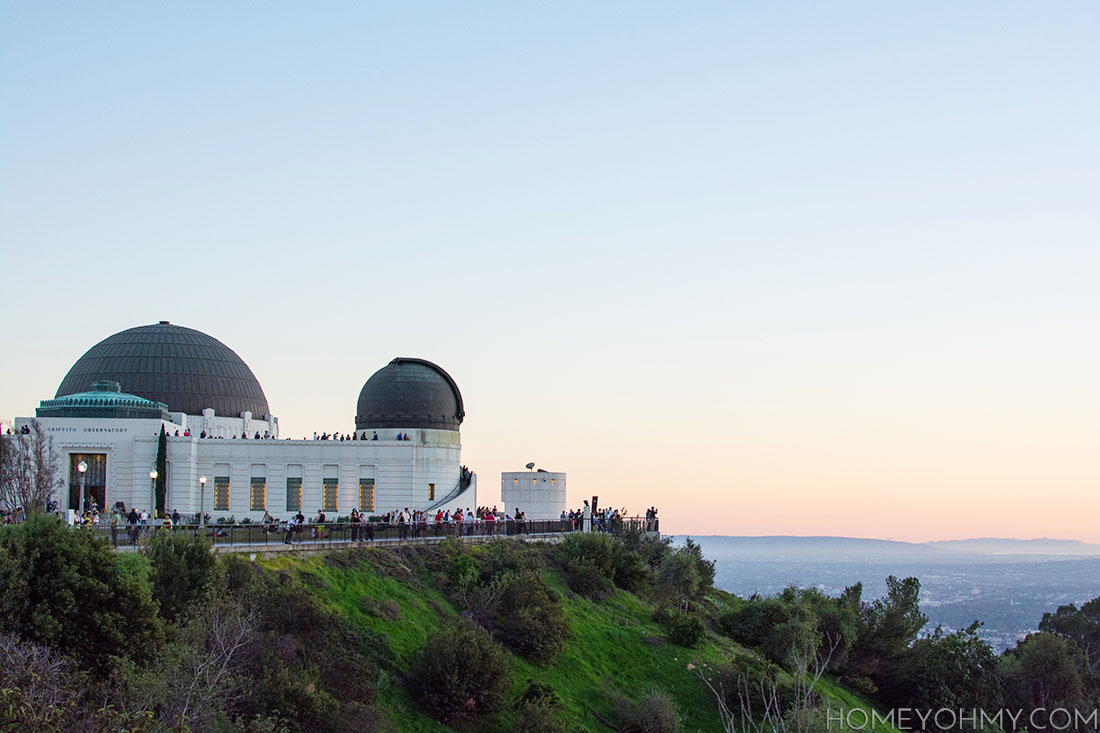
634, 690, 682, 733
618, 526, 673, 570
555, 533, 617, 596
514, 680, 568, 733
609, 688, 682, 733
216, 557, 389, 731
479, 538, 544, 583
409, 620, 510, 723
491, 571, 569, 663
653, 607, 705, 647
719, 596, 818, 669
0, 514, 163, 672
612, 548, 650, 593
145, 530, 216, 623
666, 614, 706, 648
565, 560, 611, 596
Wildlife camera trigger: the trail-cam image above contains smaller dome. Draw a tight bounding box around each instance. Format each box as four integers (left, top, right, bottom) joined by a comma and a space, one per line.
355, 358, 464, 431
37, 380, 170, 421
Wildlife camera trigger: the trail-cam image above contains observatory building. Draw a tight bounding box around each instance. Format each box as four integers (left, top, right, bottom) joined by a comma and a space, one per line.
13, 321, 475, 519
501, 469, 567, 520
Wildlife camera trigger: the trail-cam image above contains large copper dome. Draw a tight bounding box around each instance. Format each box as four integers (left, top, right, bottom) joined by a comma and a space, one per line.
56, 321, 270, 418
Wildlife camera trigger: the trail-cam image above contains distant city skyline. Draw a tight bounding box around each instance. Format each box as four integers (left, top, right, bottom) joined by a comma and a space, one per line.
2, 3, 1098, 540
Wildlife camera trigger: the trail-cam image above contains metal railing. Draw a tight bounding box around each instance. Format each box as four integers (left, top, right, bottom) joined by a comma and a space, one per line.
72, 516, 661, 551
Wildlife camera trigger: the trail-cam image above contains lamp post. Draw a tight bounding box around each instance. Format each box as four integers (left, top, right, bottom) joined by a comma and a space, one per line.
77, 460, 87, 518
150, 469, 158, 519
199, 475, 207, 529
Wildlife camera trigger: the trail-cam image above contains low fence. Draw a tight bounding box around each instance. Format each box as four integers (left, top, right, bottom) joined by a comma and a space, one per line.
75, 516, 660, 552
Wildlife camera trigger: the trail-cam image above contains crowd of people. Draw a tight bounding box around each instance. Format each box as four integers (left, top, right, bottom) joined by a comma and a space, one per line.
278, 505, 538, 545
185, 430, 418, 441
4, 494, 659, 548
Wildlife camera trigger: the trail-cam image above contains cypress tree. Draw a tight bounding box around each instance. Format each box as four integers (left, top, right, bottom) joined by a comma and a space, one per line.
155, 425, 167, 517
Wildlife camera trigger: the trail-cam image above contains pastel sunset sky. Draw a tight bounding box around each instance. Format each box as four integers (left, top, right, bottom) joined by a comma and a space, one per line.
2, 2, 1098, 540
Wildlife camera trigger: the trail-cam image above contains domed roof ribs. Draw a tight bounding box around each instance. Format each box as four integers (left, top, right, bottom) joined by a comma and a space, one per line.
55, 322, 270, 418
389, 357, 465, 422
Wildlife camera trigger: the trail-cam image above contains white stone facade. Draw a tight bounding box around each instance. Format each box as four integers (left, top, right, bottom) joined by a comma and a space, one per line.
14, 416, 473, 520
501, 471, 566, 520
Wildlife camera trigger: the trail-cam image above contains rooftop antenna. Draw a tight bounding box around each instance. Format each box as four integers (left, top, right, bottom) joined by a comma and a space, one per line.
525, 462, 535, 471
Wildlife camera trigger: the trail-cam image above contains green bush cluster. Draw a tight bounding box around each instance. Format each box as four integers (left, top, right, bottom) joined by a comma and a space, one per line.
514, 680, 569, 733
408, 619, 510, 723
145, 530, 216, 623
652, 607, 706, 647
0, 514, 163, 673
490, 570, 568, 663
553, 531, 659, 597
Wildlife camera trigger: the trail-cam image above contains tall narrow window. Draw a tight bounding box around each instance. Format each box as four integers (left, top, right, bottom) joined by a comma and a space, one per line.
250, 477, 266, 511
286, 478, 302, 512
359, 478, 375, 512
214, 476, 230, 511
428, 483, 435, 502
322, 478, 339, 512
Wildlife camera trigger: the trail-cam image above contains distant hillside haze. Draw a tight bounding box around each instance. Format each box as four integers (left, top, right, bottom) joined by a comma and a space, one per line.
925, 538, 1100, 555
673, 535, 1100, 563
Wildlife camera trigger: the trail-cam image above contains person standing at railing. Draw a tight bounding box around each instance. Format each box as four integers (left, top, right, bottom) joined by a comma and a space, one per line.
284, 515, 297, 545
110, 510, 121, 548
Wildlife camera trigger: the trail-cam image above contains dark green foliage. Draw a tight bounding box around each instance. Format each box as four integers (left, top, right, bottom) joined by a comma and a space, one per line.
1039, 597, 1100, 672
790, 586, 859, 669
680, 538, 716, 590
721, 597, 809, 666
843, 575, 926, 681
655, 551, 700, 612
514, 680, 568, 733
409, 619, 510, 723
478, 538, 545, 583
617, 525, 673, 570
706, 655, 799, 720
145, 530, 216, 623
877, 621, 1002, 723
608, 687, 683, 733
663, 612, 705, 648
720, 586, 858, 672
633, 690, 683, 733
555, 532, 618, 596
155, 426, 167, 517
0, 633, 153, 732
612, 548, 650, 593
0, 514, 163, 672
999, 632, 1094, 731
217, 556, 389, 731
444, 552, 479, 606
490, 570, 569, 663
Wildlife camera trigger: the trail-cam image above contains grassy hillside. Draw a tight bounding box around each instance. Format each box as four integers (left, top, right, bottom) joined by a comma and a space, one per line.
261, 543, 897, 733
0, 518, 913, 733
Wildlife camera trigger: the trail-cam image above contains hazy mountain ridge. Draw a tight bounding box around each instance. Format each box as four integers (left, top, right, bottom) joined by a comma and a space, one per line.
677, 535, 1100, 562
926, 537, 1100, 555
